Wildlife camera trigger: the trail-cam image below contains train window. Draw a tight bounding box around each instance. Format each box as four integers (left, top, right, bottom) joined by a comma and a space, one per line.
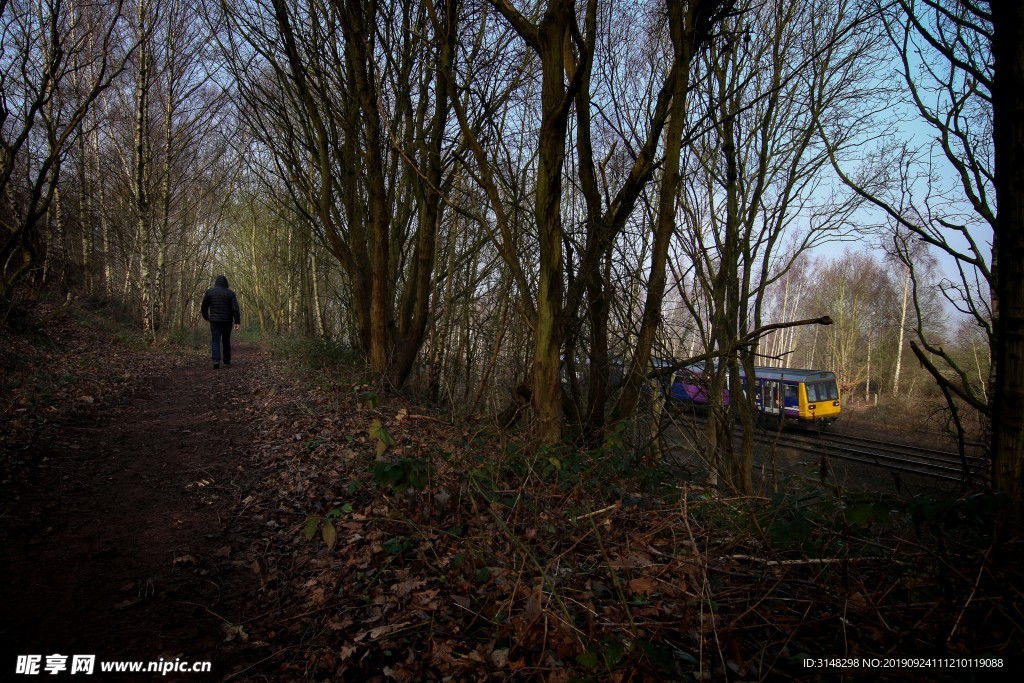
785, 385, 798, 401
806, 381, 838, 401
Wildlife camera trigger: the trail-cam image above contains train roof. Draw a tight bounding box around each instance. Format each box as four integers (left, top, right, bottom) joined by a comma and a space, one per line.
651, 360, 835, 382
668, 361, 837, 382
743, 367, 837, 381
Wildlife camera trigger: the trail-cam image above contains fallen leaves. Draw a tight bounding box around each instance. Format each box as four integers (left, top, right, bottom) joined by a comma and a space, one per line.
232, 380, 727, 680
10, 294, 1016, 681
626, 577, 660, 597
226, 365, 1024, 681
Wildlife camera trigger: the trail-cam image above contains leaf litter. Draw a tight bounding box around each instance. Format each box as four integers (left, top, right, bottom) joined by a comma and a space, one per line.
1, 294, 1021, 681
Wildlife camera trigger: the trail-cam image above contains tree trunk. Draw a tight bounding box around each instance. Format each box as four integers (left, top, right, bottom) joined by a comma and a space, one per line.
892, 264, 910, 395
490, 0, 578, 443
611, 0, 693, 424
865, 333, 872, 403
991, 0, 1024, 521
78, 126, 91, 295
310, 247, 326, 338
389, 0, 456, 386
135, 0, 154, 340
93, 123, 112, 298
157, 35, 175, 332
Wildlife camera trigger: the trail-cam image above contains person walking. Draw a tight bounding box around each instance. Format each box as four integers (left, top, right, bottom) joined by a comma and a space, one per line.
201, 274, 241, 369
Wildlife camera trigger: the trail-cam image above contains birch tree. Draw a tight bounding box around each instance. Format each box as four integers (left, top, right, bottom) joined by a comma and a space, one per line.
1, 0, 126, 308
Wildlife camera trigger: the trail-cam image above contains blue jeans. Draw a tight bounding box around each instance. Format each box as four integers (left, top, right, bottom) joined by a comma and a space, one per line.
210, 322, 233, 364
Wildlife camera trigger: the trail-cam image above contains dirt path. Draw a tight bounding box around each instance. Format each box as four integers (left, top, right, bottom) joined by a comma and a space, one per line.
1, 344, 266, 680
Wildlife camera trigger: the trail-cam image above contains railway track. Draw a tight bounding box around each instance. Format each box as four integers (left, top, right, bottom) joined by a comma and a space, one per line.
772, 429, 988, 484
662, 413, 989, 485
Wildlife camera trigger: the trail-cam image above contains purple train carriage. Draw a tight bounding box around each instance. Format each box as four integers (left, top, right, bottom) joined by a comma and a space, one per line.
660, 362, 841, 427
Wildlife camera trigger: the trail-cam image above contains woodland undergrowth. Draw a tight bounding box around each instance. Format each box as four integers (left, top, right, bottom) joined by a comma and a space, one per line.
234, 386, 1022, 681
2, 293, 1021, 681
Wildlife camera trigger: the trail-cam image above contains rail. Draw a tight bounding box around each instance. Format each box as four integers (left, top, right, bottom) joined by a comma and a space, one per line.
662, 414, 988, 485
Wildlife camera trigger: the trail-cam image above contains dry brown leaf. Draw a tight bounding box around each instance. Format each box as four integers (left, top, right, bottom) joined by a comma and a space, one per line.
392, 578, 426, 597
354, 620, 412, 643
523, 584, 544, 623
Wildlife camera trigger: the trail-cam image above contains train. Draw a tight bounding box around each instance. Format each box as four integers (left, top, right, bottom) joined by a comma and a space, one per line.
663, 363, 842, 427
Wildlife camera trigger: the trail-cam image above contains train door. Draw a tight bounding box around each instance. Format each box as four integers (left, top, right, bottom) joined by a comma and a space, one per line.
784, 383, 798, 420
760, 380, 783, 426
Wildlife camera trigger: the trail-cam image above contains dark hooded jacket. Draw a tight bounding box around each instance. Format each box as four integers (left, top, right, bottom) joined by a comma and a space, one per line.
201, 275, 240, 324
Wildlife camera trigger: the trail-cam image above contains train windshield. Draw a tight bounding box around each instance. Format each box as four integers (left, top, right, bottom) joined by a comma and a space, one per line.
805, 380, 839, 402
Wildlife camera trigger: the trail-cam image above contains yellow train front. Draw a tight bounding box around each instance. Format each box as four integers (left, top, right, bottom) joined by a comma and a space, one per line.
743, 367, 842, 427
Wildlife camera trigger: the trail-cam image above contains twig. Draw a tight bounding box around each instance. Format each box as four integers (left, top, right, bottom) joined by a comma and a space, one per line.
681, 486, 723, 677
177, 601, 235, 625
406, 413, 449, 423
222, 646, 295, 681
721, 554, 873, 566
570, 500, 620, 522
947, 548, 989, 643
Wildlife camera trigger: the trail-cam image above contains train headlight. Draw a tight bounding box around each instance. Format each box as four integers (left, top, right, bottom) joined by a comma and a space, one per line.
809, 404, 816, 410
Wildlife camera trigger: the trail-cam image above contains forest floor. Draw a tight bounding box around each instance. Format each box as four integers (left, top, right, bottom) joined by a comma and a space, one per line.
1, 294, 1022, 682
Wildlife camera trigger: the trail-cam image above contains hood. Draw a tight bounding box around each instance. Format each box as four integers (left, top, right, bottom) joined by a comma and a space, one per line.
215, 275, 229, 288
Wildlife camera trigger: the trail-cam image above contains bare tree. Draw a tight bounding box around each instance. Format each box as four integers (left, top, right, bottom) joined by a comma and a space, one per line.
1, 0, 126, 309
132, 0, 155, 337
988, 0, 1024, 519
219, 0, 458, 387
670, 0, 873, 492
822, 0, 1024, 512
451, 0, 733, 443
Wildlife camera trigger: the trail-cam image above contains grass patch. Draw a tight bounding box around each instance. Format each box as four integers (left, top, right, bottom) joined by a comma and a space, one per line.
267, 334, 362, 371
